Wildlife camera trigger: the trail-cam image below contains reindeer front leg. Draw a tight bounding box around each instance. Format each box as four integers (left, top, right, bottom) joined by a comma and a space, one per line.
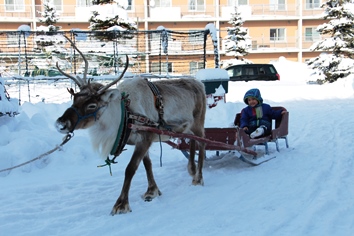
111, 140, 152, 215
142, 153, 162, 201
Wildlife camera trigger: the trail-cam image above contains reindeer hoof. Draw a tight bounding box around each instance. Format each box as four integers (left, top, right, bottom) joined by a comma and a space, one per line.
192, 177, 204, 186
144, 196, 153, 202
143, 189, 162, 202
110, 203, 132, 215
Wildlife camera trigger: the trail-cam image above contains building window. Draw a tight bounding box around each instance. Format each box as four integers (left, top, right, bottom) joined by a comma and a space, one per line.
154, 0, 171, 7
126, 0, 133, 10
228, 0, 247, 6
151, 62, 172, 73
189, 0, 205, 11
306, 0, 321, 9
270, 0, 285, 10
5, 0, 25, 11
305, 27, 321, 41
52, 0, 62, 12
270, 28, 285, 41
77, 0, 92, 7
189, 61, 204, 75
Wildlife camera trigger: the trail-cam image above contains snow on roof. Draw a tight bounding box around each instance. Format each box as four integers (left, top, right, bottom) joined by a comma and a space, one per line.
195, 68, 229, 81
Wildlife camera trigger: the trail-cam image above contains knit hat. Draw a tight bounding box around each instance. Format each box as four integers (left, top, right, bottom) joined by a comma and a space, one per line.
243, 88, 263, 105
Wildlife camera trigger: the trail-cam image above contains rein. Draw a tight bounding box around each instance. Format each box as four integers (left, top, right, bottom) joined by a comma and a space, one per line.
0, 133, 73, 173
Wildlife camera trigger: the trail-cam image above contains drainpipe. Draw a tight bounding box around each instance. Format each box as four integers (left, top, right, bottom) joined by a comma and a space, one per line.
31, 0, 37, 30
298, 0, 303, 63
215, 0, 220, 67
145, 0, 149, 73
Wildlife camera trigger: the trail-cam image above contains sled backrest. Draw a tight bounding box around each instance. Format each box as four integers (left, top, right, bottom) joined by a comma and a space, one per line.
234, 106, 287, 131
271, 106, 289, 139
233, 106, 289, 153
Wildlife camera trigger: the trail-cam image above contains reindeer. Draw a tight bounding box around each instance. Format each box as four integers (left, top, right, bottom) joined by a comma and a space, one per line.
55, 36, 206, 215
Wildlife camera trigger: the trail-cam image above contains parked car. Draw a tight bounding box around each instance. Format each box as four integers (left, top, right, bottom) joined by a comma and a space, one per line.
30, 67, 62, 77
225, 64, 280, 82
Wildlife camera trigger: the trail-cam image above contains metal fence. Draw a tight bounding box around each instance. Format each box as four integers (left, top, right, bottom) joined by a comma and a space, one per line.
0, 29, 214, 79
0, 29, 217, 104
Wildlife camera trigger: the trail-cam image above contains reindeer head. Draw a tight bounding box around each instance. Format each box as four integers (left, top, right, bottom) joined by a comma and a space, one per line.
55, 35, 129, 134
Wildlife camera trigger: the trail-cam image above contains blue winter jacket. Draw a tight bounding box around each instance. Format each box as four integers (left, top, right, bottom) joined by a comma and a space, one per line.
240, 88, 283, 134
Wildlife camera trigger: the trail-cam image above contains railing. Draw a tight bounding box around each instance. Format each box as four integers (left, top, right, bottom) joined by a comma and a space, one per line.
220, 34, 330, 52
0, 4, 325, 22
0, 4, 34, 19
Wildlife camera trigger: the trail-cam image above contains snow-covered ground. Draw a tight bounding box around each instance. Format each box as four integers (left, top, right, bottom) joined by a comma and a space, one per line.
1, 58, 354, 236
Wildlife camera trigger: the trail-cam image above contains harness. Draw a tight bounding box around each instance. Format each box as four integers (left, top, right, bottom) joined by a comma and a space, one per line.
75, 80, 169, 175
109, 80, 170, 158
145, 79, 170, 129
109, 93, 132, 157
69, 106, 104, 131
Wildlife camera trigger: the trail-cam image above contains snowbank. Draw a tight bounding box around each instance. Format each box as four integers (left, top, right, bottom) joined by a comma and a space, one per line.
0, 78, 19, 117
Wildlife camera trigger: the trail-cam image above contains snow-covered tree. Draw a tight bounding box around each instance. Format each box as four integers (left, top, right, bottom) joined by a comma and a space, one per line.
89, 0, 137, 40
223, 6, 251, 63
35, 0, 64, 52
37, 0, 60, 32
307, 0, 354, 83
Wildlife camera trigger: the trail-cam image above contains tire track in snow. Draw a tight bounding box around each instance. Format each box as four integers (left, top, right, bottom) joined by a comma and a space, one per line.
262, 100, 354, 235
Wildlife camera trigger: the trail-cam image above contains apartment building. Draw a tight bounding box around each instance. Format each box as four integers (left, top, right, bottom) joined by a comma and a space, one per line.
0, 0, 326, 67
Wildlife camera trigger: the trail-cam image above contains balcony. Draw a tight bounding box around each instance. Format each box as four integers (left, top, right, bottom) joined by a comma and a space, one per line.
0, 4, 33, 21
221, 4, 299, 20
0, 4, 325, 23
221, 34, 330, 53
221, 37, 299, 54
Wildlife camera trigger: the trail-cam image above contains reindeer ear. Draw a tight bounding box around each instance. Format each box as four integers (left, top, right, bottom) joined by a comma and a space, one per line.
67, 88, 75, 95
101, 89, 121, 102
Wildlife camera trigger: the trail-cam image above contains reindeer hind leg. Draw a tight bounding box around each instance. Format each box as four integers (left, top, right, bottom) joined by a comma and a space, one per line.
142, 153, 162, 201
190, 127, 205, 186
188, 139, 197, 177
194, 141, 205, 186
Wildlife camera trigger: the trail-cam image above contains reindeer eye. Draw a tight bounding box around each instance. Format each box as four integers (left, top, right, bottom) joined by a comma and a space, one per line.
87, 103, 98, 111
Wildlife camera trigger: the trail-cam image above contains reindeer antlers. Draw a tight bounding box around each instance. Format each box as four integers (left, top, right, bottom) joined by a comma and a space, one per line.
56, 35, 129, 93
97, 55, 129, 95
56, 35, 89, 88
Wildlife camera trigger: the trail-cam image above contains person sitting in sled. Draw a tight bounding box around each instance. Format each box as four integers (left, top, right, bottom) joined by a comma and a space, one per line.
240, 88, 286, 139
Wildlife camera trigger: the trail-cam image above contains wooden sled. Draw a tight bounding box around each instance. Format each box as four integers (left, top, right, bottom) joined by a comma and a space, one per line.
128, 106, 289, 166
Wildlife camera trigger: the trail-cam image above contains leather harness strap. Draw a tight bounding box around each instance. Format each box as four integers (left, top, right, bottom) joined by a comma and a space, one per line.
145, 79, 171, 129
110, 80, 170, 158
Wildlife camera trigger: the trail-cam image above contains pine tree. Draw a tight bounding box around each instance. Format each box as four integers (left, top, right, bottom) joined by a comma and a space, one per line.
223, 6, 251, 64
89, 0, 137, 40
35, 0, 63, 50
37, 0, 60, 32
307, 0, 354, 83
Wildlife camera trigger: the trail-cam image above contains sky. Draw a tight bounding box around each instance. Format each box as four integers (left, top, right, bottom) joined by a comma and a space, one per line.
1, 57, 354, 235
